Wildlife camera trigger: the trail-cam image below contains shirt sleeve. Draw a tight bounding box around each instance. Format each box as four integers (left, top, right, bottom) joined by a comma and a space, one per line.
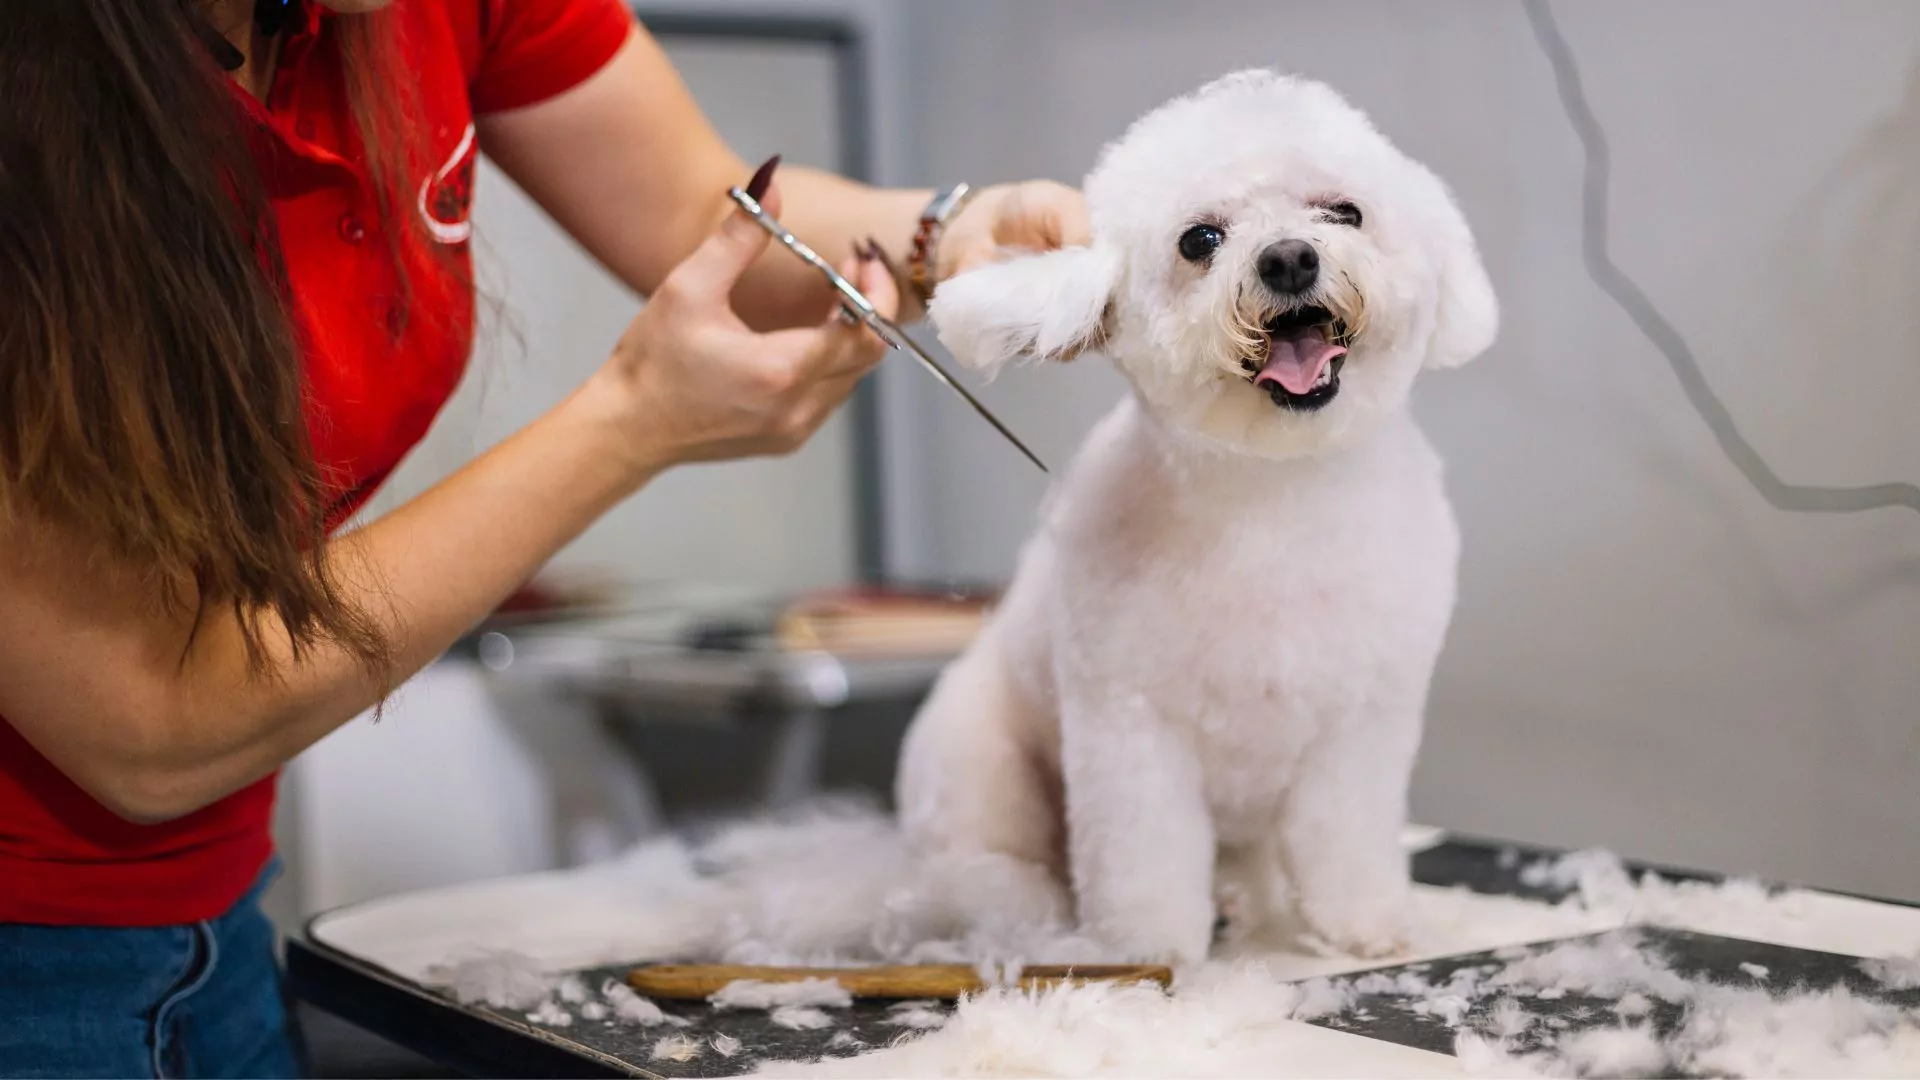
468, 0, 633, 114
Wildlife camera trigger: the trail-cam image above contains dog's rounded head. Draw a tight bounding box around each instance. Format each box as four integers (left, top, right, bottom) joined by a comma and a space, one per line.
930, 70, 1498, 460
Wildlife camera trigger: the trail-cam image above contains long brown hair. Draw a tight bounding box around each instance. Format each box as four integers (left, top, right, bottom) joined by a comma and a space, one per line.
0, 1, 428, 677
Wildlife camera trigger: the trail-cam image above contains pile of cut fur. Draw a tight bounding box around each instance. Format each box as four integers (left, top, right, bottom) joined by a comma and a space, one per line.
417, 801, 1920, 1077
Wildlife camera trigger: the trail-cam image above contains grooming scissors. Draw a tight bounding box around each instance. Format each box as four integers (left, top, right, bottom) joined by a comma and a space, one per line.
726, 185, 1048, 474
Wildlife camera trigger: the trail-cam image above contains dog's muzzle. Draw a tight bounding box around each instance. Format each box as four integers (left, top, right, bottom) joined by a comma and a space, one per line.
1239, 305, 1350, 411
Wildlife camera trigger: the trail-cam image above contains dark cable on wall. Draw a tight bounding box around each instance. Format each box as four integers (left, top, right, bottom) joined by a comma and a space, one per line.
1522, 0, 1920, 516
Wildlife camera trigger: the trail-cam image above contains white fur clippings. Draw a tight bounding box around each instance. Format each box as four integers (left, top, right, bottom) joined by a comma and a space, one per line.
1861, 954, 1920, 991
770, 1006, 838, 1031
650, 1035, 701, 1063
602, 979, 682, 1027
709, 978, 854, 1011
423, 949, 557, 1011
748, 964, 1439, 1079
904, 68, 1499, 965
374, 823, 1920, 1077
419, 950, 694, 1031
740, 849, 1920, 1079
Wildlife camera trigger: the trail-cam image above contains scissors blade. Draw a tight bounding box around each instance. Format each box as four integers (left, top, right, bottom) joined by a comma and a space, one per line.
869, 320, 1050, 474
728, 186, 1048, 474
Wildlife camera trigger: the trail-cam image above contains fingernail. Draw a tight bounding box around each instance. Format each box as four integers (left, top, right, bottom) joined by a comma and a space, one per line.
745, 154, 781, 201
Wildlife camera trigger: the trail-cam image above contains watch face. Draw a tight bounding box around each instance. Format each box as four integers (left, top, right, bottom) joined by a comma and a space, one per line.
925, 185, 969, 223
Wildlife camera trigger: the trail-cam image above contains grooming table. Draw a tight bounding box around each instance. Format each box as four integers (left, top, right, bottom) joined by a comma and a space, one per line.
285, 830, 1920, 1079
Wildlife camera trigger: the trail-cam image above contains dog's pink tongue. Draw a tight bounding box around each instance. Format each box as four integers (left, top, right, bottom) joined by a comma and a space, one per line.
1257, 330, 1346, 395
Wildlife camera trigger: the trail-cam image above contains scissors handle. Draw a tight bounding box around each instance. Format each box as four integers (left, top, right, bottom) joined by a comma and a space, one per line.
730, 188, 875, 315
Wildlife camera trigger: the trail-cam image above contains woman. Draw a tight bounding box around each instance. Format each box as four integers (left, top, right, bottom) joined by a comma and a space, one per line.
0, 0, 1086, 1074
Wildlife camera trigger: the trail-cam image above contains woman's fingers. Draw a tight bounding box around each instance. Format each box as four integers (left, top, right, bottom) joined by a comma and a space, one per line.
597, 176, 925, 466
1045, 183, 1094, 248
780, 366, 870, 450
659, 167, 785, 307
855, 238, 901, 321
758, 247, 900, 448
809, 245, 897, 380
939, 180, 1091, 279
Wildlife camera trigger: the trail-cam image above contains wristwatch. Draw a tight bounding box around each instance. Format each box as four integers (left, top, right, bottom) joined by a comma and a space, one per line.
907, 183, 976, 306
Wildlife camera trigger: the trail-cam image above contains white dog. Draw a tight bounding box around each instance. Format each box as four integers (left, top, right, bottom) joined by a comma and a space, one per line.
894, 70, 1498, 965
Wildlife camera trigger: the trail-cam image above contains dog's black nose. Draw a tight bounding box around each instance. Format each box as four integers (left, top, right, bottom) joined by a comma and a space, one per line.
1258, 239, 1319, 295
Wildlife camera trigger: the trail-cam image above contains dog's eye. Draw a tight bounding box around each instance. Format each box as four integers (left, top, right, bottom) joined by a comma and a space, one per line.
1321, 201, 1363, 228
1177, 223, 1225, 263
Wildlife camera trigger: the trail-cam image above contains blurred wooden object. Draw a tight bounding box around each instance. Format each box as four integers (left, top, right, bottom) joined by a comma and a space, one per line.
627, 962, 1173, 1001
774, 587, 992, 657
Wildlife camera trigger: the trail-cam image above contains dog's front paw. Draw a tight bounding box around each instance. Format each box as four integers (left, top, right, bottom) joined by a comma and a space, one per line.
1083, 899, 1215, 968
1298, 888, 1411, 960
1090, 920, 1214, 968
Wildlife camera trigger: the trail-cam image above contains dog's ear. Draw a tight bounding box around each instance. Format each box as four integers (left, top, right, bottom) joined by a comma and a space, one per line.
928, 244, 1121, 376
1424, 204, 1499, 370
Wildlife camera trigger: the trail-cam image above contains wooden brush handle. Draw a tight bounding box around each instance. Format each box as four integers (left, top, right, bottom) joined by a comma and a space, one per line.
626, 962, 1173, 1001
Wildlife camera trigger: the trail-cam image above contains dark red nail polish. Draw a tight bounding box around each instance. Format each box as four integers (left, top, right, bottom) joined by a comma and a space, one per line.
745, 154, 781, 201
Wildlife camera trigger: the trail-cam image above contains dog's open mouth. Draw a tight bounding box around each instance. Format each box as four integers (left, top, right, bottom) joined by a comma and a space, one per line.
1239, 305, 1350, 411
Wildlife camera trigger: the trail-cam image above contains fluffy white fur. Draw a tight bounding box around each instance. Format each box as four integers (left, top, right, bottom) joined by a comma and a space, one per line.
393, 839, 1920, 1076
900, 69, 1498, 966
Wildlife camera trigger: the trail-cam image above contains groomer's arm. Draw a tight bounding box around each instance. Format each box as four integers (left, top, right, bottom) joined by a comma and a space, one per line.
476, 25, 1089, 331
0, 201, 896, 826
476, 27, 926, 329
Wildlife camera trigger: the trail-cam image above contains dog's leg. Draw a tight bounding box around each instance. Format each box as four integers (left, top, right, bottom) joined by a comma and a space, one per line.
1061, 690, 1215, 966
1216, 841, 1304, 949
896, 641, 1070, 937
1276, 713, 1420, 959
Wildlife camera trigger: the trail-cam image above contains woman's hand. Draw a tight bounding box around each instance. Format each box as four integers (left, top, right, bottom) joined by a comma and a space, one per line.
935, 179, 1092, 281
592, 180, 897, 476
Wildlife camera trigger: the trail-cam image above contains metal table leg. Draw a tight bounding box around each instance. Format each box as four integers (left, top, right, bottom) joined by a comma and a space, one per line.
757, 708, 829, 808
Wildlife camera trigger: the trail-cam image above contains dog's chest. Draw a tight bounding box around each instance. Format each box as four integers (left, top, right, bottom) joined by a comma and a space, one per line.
1042, 407, 1457, 816
1061, 487, 1382, 738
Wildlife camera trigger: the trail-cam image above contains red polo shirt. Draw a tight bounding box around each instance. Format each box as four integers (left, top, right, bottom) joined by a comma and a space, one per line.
0, 0, 632, 926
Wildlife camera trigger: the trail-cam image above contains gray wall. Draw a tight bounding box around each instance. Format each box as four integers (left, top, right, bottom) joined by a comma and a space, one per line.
883, 0, 1920, 898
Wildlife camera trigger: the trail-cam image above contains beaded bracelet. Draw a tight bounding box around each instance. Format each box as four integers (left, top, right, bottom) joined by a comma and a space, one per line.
907, 183, 976, 306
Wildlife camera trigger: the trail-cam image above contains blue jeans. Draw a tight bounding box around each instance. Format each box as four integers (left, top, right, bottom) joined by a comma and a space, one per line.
0, 861, 301, 1079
